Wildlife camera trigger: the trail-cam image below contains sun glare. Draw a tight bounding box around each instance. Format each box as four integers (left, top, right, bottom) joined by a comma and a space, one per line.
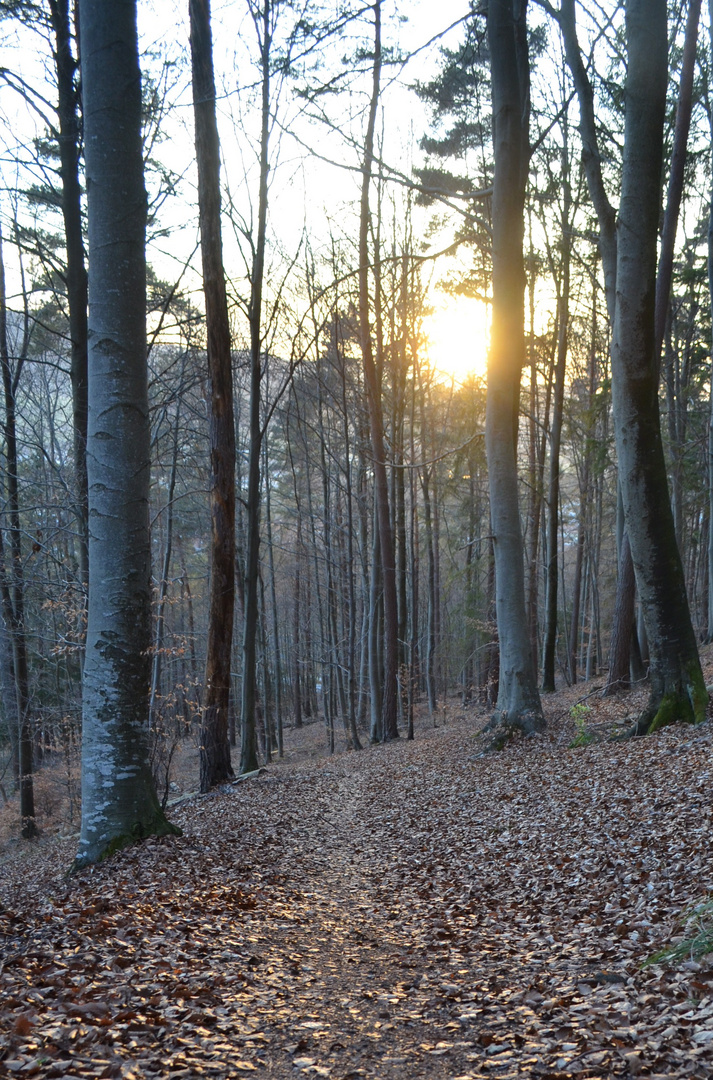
423, 295, 490, 383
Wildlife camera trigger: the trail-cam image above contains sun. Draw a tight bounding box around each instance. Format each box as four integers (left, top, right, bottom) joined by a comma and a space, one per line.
423, 294, 490, 383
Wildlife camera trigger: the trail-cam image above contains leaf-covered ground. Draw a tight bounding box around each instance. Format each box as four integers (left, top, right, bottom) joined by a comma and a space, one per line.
2, 686, 713, 1079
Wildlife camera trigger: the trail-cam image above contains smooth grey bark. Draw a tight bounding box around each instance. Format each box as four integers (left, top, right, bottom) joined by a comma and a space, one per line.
75, 0, 177, 867
190, 0, 236, 791
611, 0, 706, 733
485, 0, 544, 736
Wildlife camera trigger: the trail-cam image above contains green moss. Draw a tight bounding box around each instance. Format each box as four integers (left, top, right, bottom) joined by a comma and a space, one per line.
98, 813, 182, 862
647, 666, 708, 734
647, 692, 684, 734
70, 812, 181, 873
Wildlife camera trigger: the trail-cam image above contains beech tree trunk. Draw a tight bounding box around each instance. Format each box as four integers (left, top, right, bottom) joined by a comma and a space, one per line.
76, 0, 178, 867
485, 0, 544, 737
190, 0, 236, 791
611, 0, 706, 734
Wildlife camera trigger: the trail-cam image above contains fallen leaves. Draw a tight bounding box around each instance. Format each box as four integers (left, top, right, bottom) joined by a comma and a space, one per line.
1, 691, 713, 1077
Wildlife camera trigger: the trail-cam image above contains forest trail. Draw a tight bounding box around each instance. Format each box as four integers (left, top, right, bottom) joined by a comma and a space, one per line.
2, 697, 713, 1079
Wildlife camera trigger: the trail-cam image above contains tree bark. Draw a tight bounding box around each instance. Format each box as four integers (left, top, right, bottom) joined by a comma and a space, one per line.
48, 0, 89, 593
485, 0, 544, 736
190, 0, 236, 791
0, 233, 35, 838
555, 0, 642, 693
653, 0, 701, 373
358, 0, 398, 742
76, 0, 178, 867
542, 127, 571, 692
239, 0, 271, 774
611, 0, 706, 734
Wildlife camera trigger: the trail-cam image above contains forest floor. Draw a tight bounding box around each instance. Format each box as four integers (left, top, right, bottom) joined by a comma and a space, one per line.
2, 666, 713, 1079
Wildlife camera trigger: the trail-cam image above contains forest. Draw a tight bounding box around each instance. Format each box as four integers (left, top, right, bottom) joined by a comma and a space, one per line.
3, 0, 713, 1077
0, 0, 709, 852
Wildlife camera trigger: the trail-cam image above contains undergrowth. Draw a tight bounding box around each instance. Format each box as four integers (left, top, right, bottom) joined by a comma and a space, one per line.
644, 896, 713, 967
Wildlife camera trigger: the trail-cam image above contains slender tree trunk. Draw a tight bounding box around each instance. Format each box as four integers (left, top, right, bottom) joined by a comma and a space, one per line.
49, 0, 89, 593
542, 138, 571, 691
0, 232, 36, 838
75, 0, 178, 866
264, 437, 283, 757
368, 500, 383, 743
569, 280, 598, 684
603, 529, 636, 694
338, 340, 362, 749
190, 0, 236, 791
485, 0, 544, 736
358, 0, 398, 741
421, 468, 437, 714
240, 0, 271, 774
704, 0, 713, 642
653, 0, 701, 372
293, 521, 303, 730
149, 387, 182, 729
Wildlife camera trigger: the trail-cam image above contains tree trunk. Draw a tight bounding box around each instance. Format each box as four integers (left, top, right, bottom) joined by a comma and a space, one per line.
542, 131, 571, 692
75, 0, 178, 866
239, 0, 271, 775
485, 0, 544, 737
704, 0, 713, 642
149, 385, 182, 729
603, 529, 636, 695
190, 0, 236, 791
358, 0, 398, 742
611, 0, 706, 734
49, 0, 89, 593
264, 436, 283, 757
0, 231, 36, 839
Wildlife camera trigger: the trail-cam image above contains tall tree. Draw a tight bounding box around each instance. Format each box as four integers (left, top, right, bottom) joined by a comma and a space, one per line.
0, 229, 35, 838
358, 0, 399, 741
75, 0, 177, 867
48, 0, 89, 592
610, 0, 706, 734
239, 0, 271, 775
484, 0, 544, 737
541, 115, 572, 692
708, 0, 713, 643
190, 0, 236, 792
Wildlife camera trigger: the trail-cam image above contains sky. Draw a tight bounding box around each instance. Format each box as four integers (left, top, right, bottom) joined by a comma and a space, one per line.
0, 0, 491, 380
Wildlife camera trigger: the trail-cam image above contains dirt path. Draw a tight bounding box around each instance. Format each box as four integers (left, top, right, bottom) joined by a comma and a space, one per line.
2, 715, 713, 1078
